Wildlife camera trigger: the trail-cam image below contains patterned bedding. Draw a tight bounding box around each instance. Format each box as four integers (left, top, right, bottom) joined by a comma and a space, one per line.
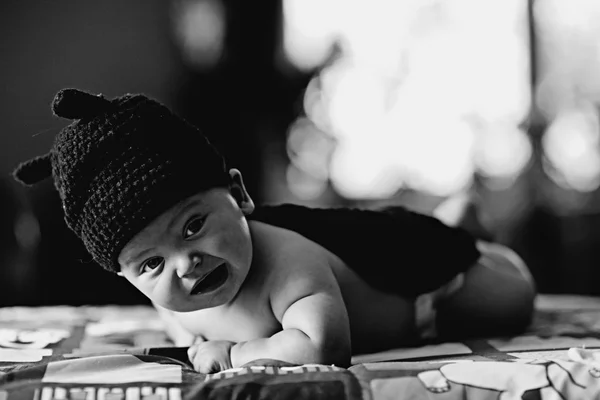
2, 294, 600, 399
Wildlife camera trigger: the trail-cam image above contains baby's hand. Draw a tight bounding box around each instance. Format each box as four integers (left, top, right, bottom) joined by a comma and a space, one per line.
187, 338, 234, 374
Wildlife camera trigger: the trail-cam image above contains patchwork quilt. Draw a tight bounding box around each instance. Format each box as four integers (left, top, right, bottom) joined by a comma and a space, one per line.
2, 295, 600, 399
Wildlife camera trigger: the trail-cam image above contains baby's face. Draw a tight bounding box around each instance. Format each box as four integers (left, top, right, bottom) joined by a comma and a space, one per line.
117, 187, 253, 312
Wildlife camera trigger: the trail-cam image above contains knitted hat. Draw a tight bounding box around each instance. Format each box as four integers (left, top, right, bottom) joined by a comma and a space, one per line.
13, 88, 229, 272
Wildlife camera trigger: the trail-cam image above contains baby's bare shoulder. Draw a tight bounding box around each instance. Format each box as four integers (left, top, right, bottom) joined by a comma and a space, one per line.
249, 221, 341, 318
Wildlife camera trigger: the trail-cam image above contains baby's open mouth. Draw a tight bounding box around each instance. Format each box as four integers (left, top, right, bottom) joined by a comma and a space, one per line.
190, 264, 229, 295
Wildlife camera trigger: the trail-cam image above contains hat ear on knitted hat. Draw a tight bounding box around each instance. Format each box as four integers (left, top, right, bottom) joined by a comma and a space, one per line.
13, 154, 52, 186
12, 87, 230, 272
13, 89, 113, 185
52, 88, 115, 120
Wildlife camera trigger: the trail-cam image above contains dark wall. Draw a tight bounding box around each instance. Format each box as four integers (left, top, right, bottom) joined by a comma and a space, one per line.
0, 0, 180, 306
0, 0, 179, 176
0, 0, 309, 306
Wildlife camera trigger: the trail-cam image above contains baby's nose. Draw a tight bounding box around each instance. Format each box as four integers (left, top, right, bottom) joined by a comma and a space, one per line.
176, 254, 202, 278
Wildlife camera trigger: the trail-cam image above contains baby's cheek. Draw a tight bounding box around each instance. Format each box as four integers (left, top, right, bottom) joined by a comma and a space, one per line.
149, 278, 178, 308
218, 229, 251, 261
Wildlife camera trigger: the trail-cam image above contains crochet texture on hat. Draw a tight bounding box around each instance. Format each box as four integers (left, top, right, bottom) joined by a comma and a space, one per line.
13, 88, 229, 272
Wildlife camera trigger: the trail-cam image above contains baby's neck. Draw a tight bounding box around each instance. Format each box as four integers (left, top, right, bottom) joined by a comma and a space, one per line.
223, 221, 276, 307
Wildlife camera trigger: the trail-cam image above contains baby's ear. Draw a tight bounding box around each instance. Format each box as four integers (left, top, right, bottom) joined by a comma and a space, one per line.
228, 168, 254, 215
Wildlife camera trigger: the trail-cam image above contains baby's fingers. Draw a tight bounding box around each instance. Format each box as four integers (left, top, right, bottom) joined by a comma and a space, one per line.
187, 336, 206, 361
193, 357, 220, 374
187, 346, 197, 362
189, 349, 220, 374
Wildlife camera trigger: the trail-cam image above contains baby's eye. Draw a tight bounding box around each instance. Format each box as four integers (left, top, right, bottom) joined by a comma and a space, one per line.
183, 216, 205, 239
141, 257, 163, 273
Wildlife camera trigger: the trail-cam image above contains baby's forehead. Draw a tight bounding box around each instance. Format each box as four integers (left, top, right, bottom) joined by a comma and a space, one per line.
118, 220, 164, 264
118, 199, 187, 257
119, 189, 224, 251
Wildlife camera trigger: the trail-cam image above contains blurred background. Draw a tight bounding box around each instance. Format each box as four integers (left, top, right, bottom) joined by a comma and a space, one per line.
2, 0, 600, 306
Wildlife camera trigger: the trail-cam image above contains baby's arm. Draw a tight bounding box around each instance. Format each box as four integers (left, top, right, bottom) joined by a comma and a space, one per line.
230, 261, 351, 368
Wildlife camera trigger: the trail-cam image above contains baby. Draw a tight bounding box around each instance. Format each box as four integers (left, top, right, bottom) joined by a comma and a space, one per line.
13, 89, 536, 373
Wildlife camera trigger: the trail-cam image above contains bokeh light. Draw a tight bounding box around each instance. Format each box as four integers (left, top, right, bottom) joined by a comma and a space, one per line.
542, 106, 600, 192
171, 0, 225, 69
283, 0, 531, 199
535, 0, 600, 193
282, 0, 337, 72
475, 122, 532, 183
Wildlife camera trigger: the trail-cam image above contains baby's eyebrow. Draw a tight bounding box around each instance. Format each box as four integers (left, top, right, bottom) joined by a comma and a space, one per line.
124, 248, 153, 267
167, 199, 203, 232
